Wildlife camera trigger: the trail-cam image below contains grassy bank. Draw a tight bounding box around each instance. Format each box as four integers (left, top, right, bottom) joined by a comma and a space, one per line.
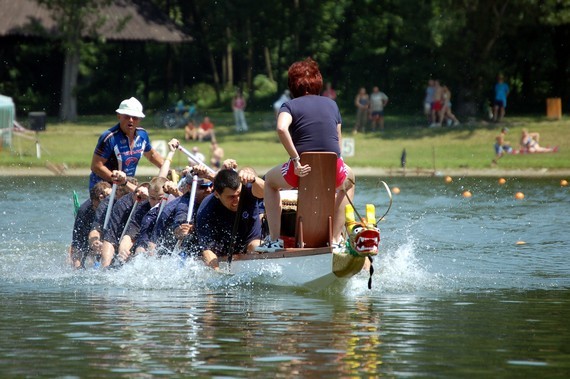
2, 111, 569, 174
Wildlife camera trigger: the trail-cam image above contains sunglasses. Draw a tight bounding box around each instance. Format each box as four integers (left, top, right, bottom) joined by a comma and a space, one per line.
200, 183, 213, 188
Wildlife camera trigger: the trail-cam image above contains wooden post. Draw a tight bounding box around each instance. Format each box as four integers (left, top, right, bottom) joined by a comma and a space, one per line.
546, 98, 562, 120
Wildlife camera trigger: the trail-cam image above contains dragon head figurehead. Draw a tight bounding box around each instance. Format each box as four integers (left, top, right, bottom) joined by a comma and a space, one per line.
344, 204, 381, 257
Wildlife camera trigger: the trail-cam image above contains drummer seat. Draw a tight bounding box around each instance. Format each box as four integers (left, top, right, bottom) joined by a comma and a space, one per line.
295, 152, 337, 248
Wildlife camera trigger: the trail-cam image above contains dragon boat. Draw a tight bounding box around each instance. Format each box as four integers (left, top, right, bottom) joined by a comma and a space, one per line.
218, 152, 390, 291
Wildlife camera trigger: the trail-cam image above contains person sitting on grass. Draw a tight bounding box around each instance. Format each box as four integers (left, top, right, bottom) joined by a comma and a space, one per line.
492, 127, 512, 164
520, 129, 558, 153
198, 116, 215, 142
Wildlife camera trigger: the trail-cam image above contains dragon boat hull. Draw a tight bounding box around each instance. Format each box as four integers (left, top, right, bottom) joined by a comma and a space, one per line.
219, 247, 367, 291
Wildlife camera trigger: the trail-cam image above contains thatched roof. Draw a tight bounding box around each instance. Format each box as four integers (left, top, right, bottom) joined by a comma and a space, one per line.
0, 0, 192, 43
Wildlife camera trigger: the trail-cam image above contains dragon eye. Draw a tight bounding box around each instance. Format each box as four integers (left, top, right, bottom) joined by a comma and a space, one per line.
352, 226, 364, 234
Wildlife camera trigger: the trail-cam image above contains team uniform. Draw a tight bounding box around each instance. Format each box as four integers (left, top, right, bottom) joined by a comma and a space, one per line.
133, 205, 161, 251
71, 199, 96, 261
279, 95, 348, 188
151, 196, 186, 252
122, 200, 152, 244
89, 123, 153, 189
102, 194, 136, 247
195, 183, 262, 256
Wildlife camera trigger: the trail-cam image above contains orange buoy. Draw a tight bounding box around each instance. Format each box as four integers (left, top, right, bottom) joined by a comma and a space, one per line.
498, 178, 506, 185
462, 190, 472, 198
515, 241, 526, 245
515, 192, 525, 200
561, 179, 568, 187
444, 176, 453, 184
392, 187, 401, 195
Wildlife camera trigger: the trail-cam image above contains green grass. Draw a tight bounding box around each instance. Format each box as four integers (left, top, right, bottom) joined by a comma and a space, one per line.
2, 111, 569, 173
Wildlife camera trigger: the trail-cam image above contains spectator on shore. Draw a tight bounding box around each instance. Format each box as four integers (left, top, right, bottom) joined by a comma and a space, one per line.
369, 86, 389, 132
321, 82, 337, 101
353, 87, 369, 134
210, 141, 224, 169
492, 127, 512, 164
441, 85, 460, 126
424, 79, 435, 124
273, 90, 291, 118
192, 146, 206, 164
232, 89, 248, 132
520, 129, 557, 153
184, 120, 197, 141
429, 80, 444, 128
492, 74, 510, 123
197, 116, 215, 142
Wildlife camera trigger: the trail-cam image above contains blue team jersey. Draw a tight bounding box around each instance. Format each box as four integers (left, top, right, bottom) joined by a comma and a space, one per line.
89, 123, 153, 188
195, 183, 261, 256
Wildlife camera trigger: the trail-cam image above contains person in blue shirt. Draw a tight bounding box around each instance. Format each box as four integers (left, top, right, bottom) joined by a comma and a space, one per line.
89, 97, 164, 190
492, 74, 510, 122
69, 181, 111, 268
196, 168, 264, 270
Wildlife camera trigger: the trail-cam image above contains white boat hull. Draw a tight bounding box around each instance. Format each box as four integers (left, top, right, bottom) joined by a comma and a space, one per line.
219, 247, 366, 291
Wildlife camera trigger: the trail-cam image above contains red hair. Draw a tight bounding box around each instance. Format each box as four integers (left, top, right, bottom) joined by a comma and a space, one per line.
287, 58, 323, 98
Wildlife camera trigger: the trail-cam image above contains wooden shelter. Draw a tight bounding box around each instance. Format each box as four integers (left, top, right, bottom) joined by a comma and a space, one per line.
0, 0, 192, 121
0, 0, 191, 43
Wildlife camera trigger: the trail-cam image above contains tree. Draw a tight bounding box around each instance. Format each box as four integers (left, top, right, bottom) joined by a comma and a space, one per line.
36, 0, 113, 121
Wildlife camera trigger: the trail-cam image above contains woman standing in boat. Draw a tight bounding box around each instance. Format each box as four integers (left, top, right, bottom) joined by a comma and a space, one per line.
257, 57, 355, 253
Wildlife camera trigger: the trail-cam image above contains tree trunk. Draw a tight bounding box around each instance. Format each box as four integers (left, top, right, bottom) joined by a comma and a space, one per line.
246, 18, 254, 96
59, 49, 79, 121
226, 26, 233, 88
264, 46, 273, 82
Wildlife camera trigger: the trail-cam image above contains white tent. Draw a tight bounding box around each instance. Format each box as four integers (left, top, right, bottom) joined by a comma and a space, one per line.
0, 94, 15, 150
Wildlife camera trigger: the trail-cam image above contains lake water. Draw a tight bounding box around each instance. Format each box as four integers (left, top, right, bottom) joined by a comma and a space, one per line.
1, 175, 569, 378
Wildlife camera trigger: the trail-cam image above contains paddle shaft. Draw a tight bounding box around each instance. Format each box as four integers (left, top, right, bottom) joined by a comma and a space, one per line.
178, 146, 216, 175
103, 183, 117, 231
174, 174, 199, 250
118, 198, 139, 243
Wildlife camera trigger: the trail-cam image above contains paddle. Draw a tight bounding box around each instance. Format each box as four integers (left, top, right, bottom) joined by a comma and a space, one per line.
174, 174, 199, 250
178, 145, 217, 175
118, 195, 141, 243
103, 183, 117, 231
226, 184, 245, 267
156, 194, 168, 220
72, 190, 80, 216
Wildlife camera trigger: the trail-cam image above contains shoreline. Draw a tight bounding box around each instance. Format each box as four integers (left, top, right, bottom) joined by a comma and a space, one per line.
1, 165, 570, 178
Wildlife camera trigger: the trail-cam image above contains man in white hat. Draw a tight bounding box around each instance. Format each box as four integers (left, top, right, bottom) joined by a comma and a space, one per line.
89, 97, 164, 190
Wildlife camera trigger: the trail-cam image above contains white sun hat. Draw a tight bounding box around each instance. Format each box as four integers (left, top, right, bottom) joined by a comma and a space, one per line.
116, 97, 145, 118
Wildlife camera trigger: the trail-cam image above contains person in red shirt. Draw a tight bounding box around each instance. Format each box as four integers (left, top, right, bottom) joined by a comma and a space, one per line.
198, 116, 215, 142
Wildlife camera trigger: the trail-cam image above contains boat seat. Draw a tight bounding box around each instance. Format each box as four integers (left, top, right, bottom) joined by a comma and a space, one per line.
295, 152, 337, 248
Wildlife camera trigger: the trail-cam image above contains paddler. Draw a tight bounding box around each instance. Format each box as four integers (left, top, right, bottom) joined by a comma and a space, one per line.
89, 96, 164, 191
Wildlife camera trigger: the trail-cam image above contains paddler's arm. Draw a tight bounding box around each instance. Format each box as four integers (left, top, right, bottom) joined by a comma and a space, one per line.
91, 156, 135, 191
157, 138, 179, 178
202, 249, 220, 271
239, 167, 264, 199
91, 154, 114, 183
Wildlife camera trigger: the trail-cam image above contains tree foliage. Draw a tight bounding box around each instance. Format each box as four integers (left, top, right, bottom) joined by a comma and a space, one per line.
1, 0, 569, 118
